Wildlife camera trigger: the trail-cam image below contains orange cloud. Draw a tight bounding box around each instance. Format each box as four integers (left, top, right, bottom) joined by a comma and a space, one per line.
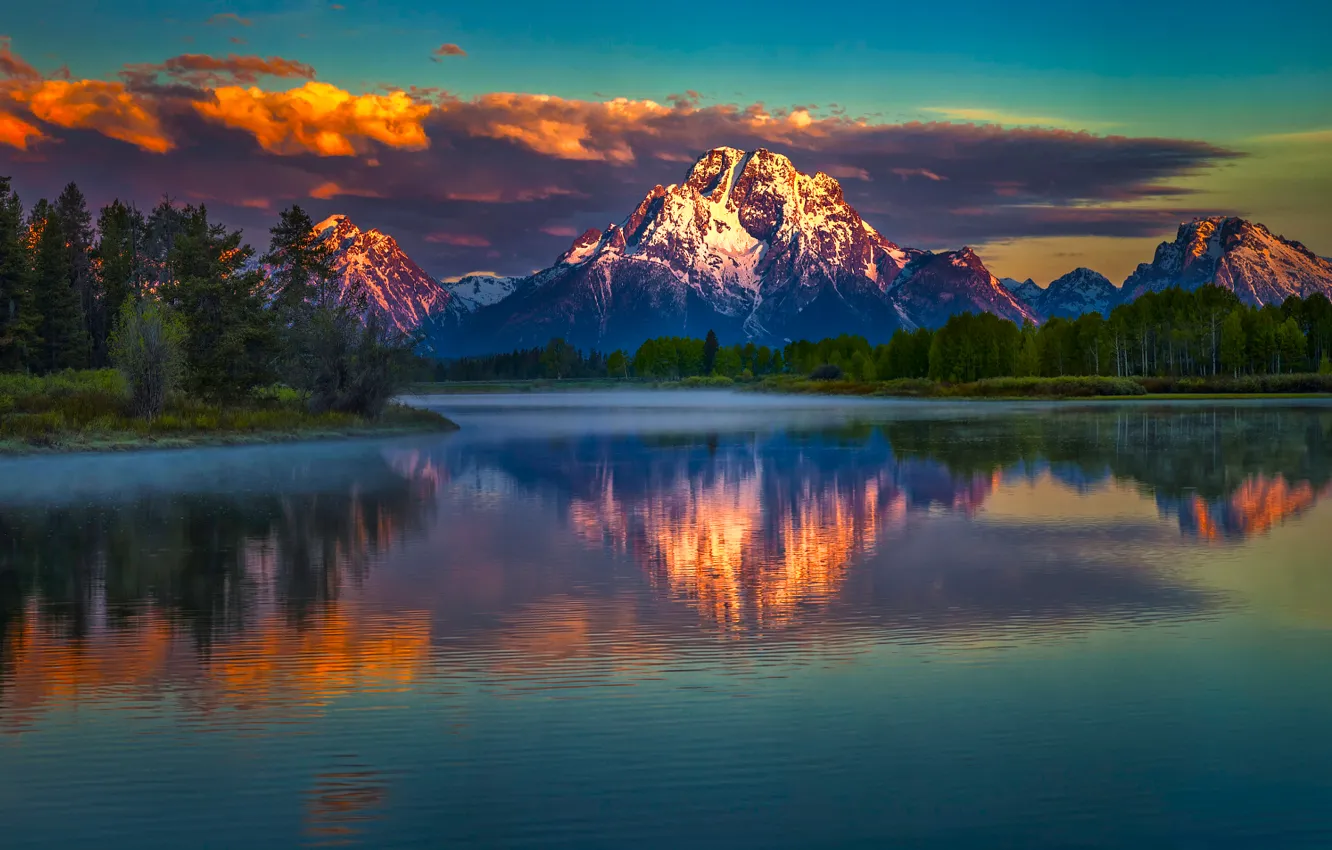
195, 81, 430, 155
541, 225, 579, 237
445, 93, 673, 162
309, 181, 384, 200
426, 232, 490, 247
433, 43, 467, 59
0, 110, 45, 149
16, 79, 171, 152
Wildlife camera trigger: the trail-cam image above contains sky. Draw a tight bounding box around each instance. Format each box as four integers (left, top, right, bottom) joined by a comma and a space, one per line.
2, 0, 1329, 285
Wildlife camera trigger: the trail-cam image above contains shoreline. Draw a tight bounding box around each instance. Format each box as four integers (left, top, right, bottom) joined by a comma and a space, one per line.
0, 407, 458, 456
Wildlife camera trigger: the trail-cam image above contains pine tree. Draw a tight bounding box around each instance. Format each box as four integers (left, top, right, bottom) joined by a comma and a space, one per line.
54, 183, 98, 360
95, 199, 146, 358
262, 205, 338, 316
702, 329, 719, 375
161, 205, 275, 397
29, 200, 89, 372
0, 178, 37, 371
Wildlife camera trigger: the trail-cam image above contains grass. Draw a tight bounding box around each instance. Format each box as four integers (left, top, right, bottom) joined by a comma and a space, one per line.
0, 369, 457, 454
756, 375, 1147, 398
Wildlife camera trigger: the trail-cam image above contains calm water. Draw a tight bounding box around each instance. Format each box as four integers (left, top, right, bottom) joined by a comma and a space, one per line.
3, 391, 1332, 849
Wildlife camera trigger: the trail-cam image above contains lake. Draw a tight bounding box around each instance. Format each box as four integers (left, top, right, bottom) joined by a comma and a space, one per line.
3, 391, 1332, 848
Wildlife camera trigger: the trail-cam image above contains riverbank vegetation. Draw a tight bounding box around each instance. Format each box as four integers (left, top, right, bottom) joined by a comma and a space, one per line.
0, 177, 450, 451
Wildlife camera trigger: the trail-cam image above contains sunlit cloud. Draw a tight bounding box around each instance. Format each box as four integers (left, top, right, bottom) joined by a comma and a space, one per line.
17, 79, 171, 152
195, 81, 431, 155
309, 180, 385, 200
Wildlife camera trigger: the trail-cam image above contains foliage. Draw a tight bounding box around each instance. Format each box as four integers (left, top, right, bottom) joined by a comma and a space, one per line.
160, 204, 277, 398
680, 374, 735, 387
29, 199, 90, 372
0, 369, 451, 450
809, 363, 844, 381
110, 298, 187, 419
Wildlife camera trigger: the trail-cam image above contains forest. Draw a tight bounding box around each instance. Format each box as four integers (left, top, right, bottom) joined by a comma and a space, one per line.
0, 176, 438, 449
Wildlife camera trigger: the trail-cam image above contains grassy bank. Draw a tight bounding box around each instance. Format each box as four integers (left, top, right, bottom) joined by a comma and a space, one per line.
758, 373, 1332, 399
0, 370, 457, 454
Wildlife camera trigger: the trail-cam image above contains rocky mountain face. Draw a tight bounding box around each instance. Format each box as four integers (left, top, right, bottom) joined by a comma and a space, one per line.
1004, 268, 1119, 320
440, 147, 1041, 354
315, 215, 449, 334
1120, 217, 1332, 306
315, 186, 1332, 355
888, 248, 1038, 329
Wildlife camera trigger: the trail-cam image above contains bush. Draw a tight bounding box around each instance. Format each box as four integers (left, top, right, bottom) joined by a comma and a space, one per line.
809, 363, 843, 381
110, 299, 187, 420
290, 308, 406, 418
680, 374, 734, 388
958, 376, 1146, 398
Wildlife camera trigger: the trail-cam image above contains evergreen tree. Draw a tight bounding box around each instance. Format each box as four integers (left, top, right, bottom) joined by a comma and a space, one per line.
0, 177, 36, 371
54, 183, 98, 359
702, 329, 719, 375
94, 199, 146, 362
262, 204, 339, 316
161, 205, 276, 397
29, 200, 89, 372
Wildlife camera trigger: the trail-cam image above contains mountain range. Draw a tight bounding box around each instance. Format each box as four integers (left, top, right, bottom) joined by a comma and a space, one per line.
308, 148, 1332, 354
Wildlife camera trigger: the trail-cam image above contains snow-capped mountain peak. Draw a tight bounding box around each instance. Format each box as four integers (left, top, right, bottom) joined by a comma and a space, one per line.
314, 214, 449, 334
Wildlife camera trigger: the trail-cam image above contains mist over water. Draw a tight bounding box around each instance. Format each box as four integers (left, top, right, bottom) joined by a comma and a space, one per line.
3, 393, 1332, 848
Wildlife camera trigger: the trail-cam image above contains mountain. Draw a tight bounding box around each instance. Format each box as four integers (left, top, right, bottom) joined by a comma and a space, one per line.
447, 147, 923, 353
444, 274, 522, 315
315, 215, 449, 334
1006, 268, 1119, 320
1001, 277, 1044, 303
888, 248, 1038, 328
1120, 216, 1332, 306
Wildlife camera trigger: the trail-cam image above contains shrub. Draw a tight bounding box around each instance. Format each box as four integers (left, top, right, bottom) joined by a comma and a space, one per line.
809, 363, 843, 381
290, 308, 406, 418
680, 374, 734, 388
110, 299, 187, 420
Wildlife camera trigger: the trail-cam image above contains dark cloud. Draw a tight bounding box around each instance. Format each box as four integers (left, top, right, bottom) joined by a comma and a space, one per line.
0, 65, 1243, 279
0, 37, 41, 79
120, 54, 317, 89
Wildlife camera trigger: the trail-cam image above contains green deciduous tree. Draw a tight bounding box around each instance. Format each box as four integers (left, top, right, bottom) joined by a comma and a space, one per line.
110, 297, 186, 420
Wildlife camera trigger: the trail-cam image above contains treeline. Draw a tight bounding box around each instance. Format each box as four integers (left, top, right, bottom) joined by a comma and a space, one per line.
786, 287, 1332, 383
0, 176, 409, 417
433, 339, 610, 381
630, 332, 785, 379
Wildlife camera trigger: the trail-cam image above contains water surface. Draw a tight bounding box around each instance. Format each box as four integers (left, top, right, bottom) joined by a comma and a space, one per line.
3, 391, 1332, 848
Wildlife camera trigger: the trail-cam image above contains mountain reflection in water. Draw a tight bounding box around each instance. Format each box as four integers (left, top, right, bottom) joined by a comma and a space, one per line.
2, 398, 1332, 848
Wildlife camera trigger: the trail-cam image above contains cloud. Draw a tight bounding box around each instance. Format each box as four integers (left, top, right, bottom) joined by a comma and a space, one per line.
309, 180, 384, 200
892, 167, 946, 181
0, 38, 41, 80
0, 45, 1243, 279
432, 44, 467, 60
16, 79, 171, 152
0, 111, 44, 149
1248, 128, 1332, 146
922, 106, 1113, 131
194, 81, 431, 155
206, 12, 252, 27
123, 54, 317, 88
425, 232, 490, 247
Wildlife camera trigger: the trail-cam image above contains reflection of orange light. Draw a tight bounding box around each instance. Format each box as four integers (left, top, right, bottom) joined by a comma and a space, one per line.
1187, 474, 1323, 540
1, 606, 430, 731
304, 768, 389, 845
571, 464, 893, 632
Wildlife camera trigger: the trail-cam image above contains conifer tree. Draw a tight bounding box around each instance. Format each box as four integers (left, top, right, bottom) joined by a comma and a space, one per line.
95, 200, 146, 344
54, 182, 97, 357
29, 200, 89, 372
0, 177, 36, 371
